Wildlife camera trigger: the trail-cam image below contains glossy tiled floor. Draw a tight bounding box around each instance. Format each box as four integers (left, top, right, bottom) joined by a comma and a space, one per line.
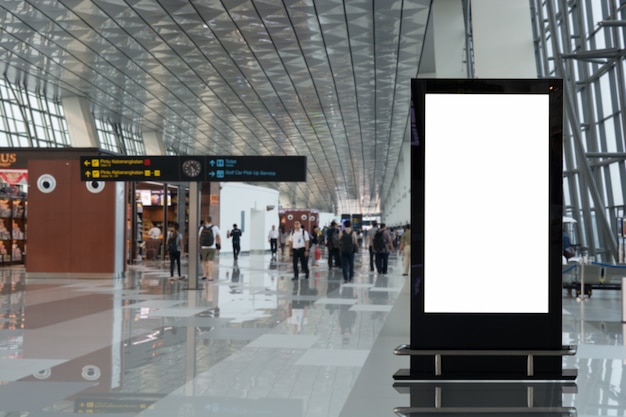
0, 250, 405, 417
0, 250, 625, 416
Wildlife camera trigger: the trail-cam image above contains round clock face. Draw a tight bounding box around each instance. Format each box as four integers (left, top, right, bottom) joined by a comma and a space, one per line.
182, 159, 202, 177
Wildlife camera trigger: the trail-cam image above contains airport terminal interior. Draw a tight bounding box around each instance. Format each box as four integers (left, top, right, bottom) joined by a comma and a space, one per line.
1, 0, 626, 416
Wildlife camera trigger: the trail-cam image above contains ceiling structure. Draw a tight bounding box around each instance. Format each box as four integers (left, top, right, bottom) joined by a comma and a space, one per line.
0, 0, 431, 214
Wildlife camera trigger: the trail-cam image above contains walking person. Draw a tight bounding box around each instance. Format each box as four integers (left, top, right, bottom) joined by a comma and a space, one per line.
279, 227, 287, 257
167, 222, 184, 281
290, 220, 310, 280
227, 223, 242, 261
366, 220, 379, 272
373, 223, 393, 274
199, 215, 221, 281
196, 219, 206, 265
268, 225, 279, 258
326, 221, 341, 269
339, 220, 359, 282
309, 224, 320, 267
399, 224, 411, 276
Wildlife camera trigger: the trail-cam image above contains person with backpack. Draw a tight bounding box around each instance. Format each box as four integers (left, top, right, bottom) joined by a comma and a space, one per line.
339, 220, 359, 282
290, 220, 310, 280
326, 221, 341, 269
227, 223, 242, 261
167, 222, 184, 281
373, 223, 393, 274
199, 215, 221, 281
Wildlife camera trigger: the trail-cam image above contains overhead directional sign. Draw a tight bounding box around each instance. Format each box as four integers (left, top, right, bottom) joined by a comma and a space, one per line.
81, 156, 175, 181
80, 155, 306, 182
205, 156, 306, 181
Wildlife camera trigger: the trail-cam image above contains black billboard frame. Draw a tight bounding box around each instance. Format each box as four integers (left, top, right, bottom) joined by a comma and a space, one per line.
394, 78, 576, 380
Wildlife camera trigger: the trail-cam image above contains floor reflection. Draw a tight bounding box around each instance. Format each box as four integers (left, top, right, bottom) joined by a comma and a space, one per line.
0, 252, 625, 416
393, 382, 577, 416
0, 250, 406, 416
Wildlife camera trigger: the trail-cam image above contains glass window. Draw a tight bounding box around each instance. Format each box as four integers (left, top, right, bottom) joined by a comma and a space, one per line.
0, 131, 9, 147
95, 119, 120, 153
532, 0, 626, 261
588, 2, 603, 49
0, 79, 70, 148
16, 134, 30, 147
34, 125, 46, 140
610, 164, 623, 206
599, 73, 613, 116
50, 115, 60, 132
32, 110, 43, 126
94, 118, 147, 155
604, 117, 617, 152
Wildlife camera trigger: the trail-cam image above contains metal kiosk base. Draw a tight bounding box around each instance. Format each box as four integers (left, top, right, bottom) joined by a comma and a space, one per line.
393, 344, 578, 381
392, 381, 577, 416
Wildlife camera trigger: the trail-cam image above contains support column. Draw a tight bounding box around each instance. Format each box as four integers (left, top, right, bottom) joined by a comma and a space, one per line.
188, 182, 200, 289
470, 0, 537, 77
162, 183, 169, 260
143, 130, 166, 155
383, 142, 411, 226
431, 0, 467, 78
175, 185, 186, 239
114, 181, 126, 273
61, 96, 99, 148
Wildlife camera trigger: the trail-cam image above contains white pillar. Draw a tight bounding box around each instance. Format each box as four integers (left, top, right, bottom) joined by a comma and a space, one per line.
114, 182, 126, 275
250, 208, 266, 253
61, 96, 99, 147
143, 130, 166, 155
382, 142, 411, 226
431, 0, 468, 78
470, 0, 537, 78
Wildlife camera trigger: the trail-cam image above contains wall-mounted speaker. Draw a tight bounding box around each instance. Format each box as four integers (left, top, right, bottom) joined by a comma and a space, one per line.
36, 174, 56, 193
32, 368, 51, 380
81, 365, 101, 381
86, 181, 105, 193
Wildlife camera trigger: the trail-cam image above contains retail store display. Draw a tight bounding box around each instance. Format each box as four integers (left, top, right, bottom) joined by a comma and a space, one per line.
0, 195, 26, 264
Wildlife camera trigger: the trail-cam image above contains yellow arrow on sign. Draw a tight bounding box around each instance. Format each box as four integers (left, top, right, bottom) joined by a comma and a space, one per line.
84, 160, 91, 166
85, 171, 91, 178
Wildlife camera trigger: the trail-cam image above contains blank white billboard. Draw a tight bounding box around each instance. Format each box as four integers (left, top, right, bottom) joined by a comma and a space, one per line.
423, 93, 550, 313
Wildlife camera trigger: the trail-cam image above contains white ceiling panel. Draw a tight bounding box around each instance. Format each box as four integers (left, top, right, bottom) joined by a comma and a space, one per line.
0, 0, 430, 214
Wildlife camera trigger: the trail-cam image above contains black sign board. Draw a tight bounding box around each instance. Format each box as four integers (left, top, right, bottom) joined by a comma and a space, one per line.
80, 156, 306, 182
204, 156, 305, 182
401, 78, 572, 380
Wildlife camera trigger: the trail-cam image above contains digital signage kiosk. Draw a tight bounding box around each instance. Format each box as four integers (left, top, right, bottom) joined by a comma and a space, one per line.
395, 79, 576, 380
